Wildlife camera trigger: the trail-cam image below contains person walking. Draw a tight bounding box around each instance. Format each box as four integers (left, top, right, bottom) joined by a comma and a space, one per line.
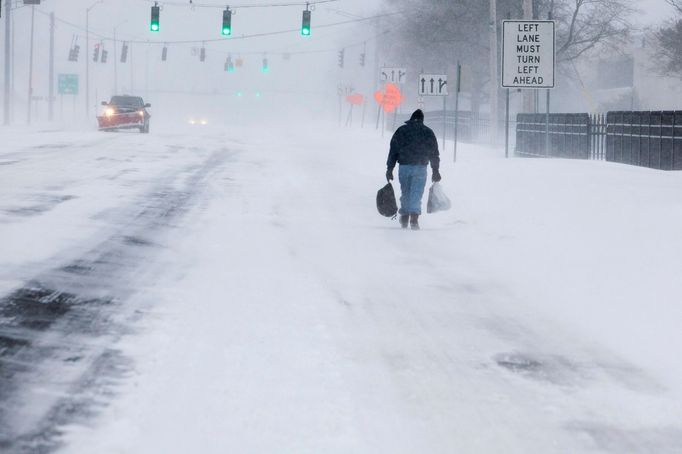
385, 109, 441, 230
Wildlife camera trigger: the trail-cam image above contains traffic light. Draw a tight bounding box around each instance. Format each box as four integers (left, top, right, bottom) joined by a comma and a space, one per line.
68, 45, 80, 62
222, 8, 232, 36
101, 49, 108, 63
301, 10, 311, 36
93, 44, 100, 62
225, 56, 235, 72
359, 53, 366, 67
261, 58, 269, 73
121, 42, 128, 63
162, 46, 168, 61
338, 49, 344, 68
150, 4, 160, 32
200, 47, 206, 62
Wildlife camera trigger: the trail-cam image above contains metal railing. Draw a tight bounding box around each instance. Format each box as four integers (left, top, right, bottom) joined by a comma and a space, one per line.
606, 111, 682, 170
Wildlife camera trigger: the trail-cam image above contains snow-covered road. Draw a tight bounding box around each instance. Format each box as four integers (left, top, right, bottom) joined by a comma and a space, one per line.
1, 123, 681, 453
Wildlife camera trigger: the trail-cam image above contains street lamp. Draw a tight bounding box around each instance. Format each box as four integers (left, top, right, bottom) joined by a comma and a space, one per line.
113, 20, 127, 95
86, 0, 104, 119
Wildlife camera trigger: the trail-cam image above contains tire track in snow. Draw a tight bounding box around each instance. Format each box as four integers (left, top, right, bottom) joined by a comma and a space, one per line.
0, 147, 234, 453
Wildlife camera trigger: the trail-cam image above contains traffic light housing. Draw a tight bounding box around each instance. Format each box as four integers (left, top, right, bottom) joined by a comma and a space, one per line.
225, 56, 235, 72
200, 47, 206, 62
301, 10, 311, 36
121, 43, 128, 63
338, 49, 344, 68
101, 49, 108, 63
93, 44, 100, 62
162, 46, 168, 61
359, 53, 366, 67
150, 5, 160, 32
68, 45, 80, 62
261, 58, 269, 73
222, 8, 232, 36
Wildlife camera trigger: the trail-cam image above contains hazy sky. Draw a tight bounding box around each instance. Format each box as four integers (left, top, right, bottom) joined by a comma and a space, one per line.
2, 0, 680, 121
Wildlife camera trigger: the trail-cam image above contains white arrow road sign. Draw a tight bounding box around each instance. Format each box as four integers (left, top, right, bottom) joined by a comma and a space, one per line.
419, 74, 448, 96
380, 67, 407, 84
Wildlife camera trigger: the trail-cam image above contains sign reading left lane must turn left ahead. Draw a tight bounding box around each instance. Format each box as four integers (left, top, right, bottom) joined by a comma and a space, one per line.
502, 20, 555, 89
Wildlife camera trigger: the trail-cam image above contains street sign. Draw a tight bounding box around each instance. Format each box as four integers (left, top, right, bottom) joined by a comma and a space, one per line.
380, 67, 407, 84
58, 74, 79, 95
502, 21, 555, 89
346, 93, 364, 106
418, 74, 448, 96
374, 83, 403, 113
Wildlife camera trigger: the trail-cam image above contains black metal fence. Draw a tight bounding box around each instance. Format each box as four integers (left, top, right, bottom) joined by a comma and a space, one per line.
606, 111, 682, 170
515, 113, 590, 159
515, 110, 682, 170
392, 110, 500, 145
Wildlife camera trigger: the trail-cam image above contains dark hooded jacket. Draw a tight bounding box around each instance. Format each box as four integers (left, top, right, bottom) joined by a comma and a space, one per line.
386, 115, 440, 172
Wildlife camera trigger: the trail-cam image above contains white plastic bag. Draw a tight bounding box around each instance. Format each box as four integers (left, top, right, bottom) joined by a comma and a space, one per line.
427, 182, 451, 213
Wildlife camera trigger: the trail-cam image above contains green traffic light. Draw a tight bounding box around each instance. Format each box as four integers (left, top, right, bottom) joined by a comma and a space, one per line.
222, 9, 232, 37
151, 5, 160, 32
301, 10, 311, 36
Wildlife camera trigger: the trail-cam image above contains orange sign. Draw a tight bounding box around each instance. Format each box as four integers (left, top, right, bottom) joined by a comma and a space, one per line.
346, 93, 364, 105
374, 83, 403, 113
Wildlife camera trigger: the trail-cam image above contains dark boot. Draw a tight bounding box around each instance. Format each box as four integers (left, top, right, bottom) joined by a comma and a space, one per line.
409, 214, 420, 230
399, 214, 409, 229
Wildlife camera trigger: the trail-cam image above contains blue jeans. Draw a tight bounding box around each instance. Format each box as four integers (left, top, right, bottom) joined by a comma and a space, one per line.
398, 165, 428, 215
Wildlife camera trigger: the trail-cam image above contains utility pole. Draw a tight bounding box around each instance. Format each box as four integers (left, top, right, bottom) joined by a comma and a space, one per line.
489, 0, 498, 144
11, 13, 14, 122
86, 0, 104, 119
522, 0, 534, 113
130, 43, 134, 94
113, 20, 126, 95
27, 5, 35, 125
3, 0, 11, 125
86, 8, 89, 118
49, 12, 55, 121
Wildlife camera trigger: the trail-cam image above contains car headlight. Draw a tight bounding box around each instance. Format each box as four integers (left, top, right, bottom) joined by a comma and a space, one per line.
138, 111, 145, 117
105, 108, 115, 117
200, 120, 208, 125
189, 119, 196, 125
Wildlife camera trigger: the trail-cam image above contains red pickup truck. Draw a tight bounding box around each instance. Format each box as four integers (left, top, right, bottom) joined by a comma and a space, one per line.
98, 95, 151, 133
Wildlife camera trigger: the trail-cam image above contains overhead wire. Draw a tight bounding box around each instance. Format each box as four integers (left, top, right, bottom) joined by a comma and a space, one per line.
140, 0, 339, 9
34, 7, 402, 49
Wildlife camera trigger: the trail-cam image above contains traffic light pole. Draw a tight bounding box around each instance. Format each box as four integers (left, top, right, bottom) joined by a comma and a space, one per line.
86, 9, 89, 119
27, 5, 35, 125
85, 0, 104, 120
49, 12, 55, 121
3, 0, 11, 125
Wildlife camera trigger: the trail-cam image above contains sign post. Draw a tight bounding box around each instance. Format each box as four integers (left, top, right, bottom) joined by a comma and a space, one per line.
454, 62, 461, 162
502, 20, 555, 158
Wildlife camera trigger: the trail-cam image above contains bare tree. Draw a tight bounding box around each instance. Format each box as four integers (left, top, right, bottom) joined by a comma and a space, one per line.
651, 0, 682, 78
666, 0, 682, 14
544, 0, 634, 63
377, 0, 633, 113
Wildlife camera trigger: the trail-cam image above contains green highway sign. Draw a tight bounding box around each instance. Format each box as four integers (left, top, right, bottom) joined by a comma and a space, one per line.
58, 74, 79, 95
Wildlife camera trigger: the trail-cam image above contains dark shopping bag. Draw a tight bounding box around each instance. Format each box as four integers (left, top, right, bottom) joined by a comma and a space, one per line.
376, 183, 398, 217
427, 182, 451, 213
